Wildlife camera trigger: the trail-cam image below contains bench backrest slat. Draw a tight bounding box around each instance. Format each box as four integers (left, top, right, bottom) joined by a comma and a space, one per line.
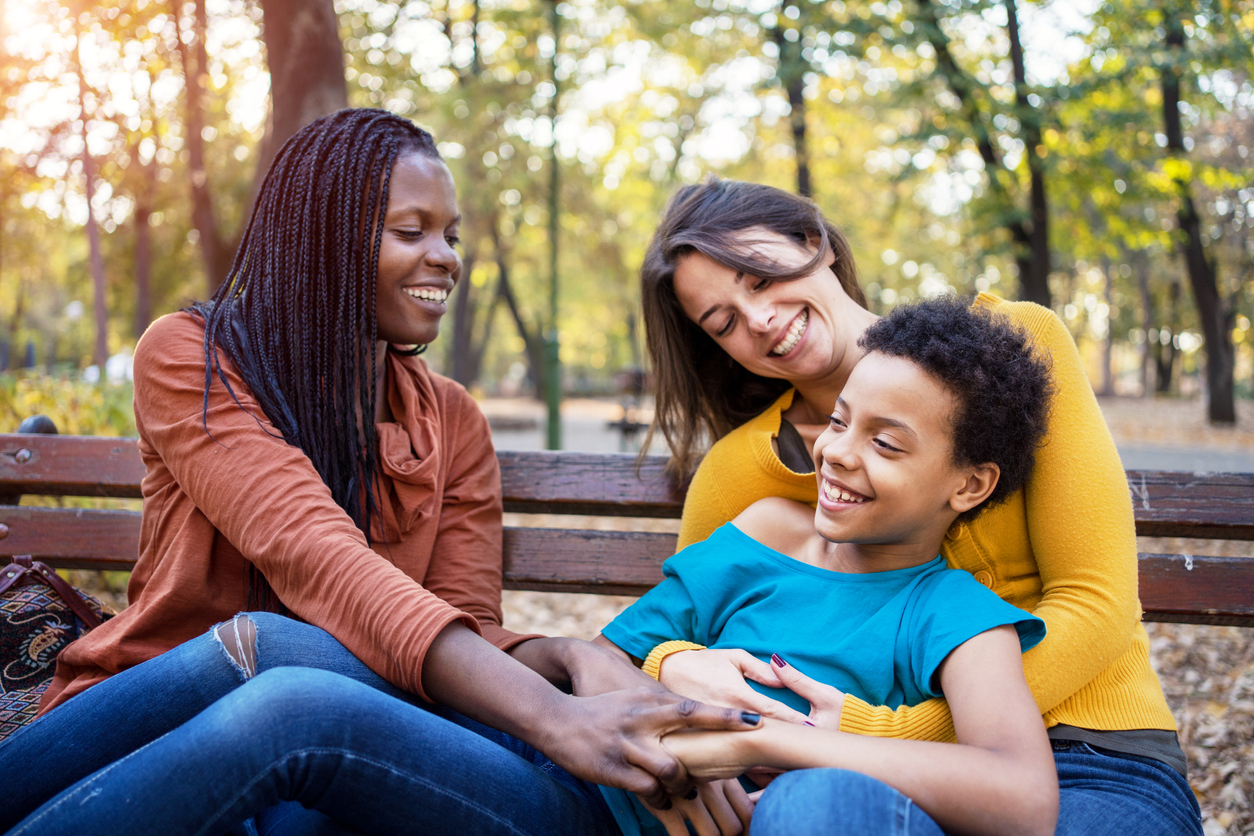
4, 435, 1254, 539
0, 436, 145, 499
2, 434, 1252, 627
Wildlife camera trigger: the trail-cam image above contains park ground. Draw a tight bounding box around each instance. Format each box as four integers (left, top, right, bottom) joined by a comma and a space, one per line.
74, 395, 1254, 835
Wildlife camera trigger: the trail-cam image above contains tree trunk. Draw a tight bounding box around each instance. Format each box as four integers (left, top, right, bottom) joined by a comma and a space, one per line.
1135, 251, 1154, 396
1161, 5, 1234, 423
257, 0, 348, 173
917, 0, 1043, 305
772, 0, 811, 198
1099, 255, 1114, 396
134, 193, 153, 339
1004, 0, 1050, 307
491, 227, 546, 397
174, 0, 231, 295
6, 274, 22, 371
450, 251, 481, 385
447, 3, 490, 388
74, 19, 109, 370
1154, 281, 1180, 394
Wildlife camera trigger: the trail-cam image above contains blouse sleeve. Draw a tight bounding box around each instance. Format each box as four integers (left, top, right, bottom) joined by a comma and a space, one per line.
1004, 303, 1142, 708
837, 302, 1141, 739
416, 389, 536, 652
132, 315, 482, 701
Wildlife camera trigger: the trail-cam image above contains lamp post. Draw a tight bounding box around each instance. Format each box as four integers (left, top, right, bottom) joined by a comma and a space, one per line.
544, 0, 562, 450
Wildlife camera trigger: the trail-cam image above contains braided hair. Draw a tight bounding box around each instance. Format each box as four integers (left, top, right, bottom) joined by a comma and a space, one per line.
186, 108, 441, 610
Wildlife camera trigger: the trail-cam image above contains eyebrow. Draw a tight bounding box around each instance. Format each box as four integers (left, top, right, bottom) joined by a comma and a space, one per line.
696, 271, 745, 326
833, 398, 918, 442
388, 206, 461, 226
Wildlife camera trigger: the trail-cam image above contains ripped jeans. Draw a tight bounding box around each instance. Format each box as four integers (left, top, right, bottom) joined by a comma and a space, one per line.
0, 613, 617, 836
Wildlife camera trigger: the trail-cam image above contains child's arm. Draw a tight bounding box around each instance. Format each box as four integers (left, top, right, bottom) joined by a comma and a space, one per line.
662, 625, 1058, 836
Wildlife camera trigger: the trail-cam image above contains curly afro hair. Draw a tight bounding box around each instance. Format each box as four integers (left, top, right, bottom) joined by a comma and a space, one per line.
858, 296, 1054, 521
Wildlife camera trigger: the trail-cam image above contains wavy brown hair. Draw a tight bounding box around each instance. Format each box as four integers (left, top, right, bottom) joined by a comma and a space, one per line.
641, 178, 867, 478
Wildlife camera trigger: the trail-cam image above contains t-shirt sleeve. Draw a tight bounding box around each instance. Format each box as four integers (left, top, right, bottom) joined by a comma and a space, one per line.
600, 537, 728, 658
907, 571, 1046, 699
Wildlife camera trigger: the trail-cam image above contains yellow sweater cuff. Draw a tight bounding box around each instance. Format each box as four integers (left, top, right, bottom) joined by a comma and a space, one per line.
839, 694, 957, 743
641, 641, 706, 680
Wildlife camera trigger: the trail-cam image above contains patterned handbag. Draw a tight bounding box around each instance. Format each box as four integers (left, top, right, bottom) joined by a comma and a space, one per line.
0, 555, 114, 741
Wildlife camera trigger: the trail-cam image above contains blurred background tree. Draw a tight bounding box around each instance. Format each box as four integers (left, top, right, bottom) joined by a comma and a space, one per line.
1, 0, 1251, 431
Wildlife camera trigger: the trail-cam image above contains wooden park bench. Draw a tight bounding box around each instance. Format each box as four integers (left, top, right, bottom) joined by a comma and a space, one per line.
1, 426, 1252, 627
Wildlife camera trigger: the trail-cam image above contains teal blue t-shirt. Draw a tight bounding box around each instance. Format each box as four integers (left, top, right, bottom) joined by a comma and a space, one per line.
598, 523, 1045, 836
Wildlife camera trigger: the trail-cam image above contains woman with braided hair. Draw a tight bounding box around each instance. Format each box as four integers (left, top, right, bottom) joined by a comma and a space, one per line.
0, 109, 759, 836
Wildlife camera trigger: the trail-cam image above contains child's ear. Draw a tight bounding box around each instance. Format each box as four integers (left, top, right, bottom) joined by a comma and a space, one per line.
949, 463, 1000, 514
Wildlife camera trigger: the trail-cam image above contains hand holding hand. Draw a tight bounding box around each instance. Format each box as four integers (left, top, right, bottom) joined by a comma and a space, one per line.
658, 648, 810, 724
541, 687, 763, 809
565, 638, 664, 697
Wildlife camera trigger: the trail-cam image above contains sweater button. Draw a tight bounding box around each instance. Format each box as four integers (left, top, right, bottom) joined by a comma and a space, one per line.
974, 570, 994, 588
946, 522, 966, 540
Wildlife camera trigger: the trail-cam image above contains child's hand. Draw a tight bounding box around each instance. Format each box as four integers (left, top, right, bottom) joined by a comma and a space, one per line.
658, 648, 811, 724
769, 653, 846, 729
640, 778, 755, 836
659, 728, 761, 781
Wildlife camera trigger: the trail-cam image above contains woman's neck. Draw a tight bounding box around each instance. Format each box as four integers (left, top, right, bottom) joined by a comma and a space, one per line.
374, 341, 393, 424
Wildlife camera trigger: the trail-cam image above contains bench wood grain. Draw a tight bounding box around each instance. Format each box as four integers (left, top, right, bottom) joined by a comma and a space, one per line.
2, 433, 1252, 625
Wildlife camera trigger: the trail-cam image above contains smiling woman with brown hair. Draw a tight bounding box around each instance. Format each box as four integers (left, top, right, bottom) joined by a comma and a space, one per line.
0, 110, 758, 836
636, 177, 1203, 836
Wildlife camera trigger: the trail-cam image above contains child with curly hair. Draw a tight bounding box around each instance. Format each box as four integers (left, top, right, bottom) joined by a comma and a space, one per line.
596, 296, 1060, 836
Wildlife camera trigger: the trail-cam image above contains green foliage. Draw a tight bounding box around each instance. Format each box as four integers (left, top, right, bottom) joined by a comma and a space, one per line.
2, 0, 1252, 405
0, 371, 135, 436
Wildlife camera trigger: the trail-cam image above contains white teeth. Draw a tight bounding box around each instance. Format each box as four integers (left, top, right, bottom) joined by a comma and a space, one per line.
823, 481, 866, 504
770, 309, 809, 356
404, 287, 449, 303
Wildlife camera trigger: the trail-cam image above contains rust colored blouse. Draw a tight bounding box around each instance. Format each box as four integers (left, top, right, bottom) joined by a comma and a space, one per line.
42, 312, 530, 712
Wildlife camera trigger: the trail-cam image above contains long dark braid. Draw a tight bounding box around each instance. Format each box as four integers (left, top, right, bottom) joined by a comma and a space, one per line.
186, 109, 441, 611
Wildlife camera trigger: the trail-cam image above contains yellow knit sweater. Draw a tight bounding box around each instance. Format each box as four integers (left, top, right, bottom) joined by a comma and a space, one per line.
675, 293, 1176, 741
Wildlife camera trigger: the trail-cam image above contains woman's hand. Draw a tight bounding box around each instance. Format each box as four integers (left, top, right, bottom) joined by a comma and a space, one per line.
658, 649, 810, 724
659, 727, 761, 781
539, 687, 764, 809
768, 654, 846, 729
641, 778, 755, 836
511, 636, 659, 696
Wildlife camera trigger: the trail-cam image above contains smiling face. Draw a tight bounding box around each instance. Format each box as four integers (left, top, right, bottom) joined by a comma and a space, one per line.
811, 352, 993, 554
374, 153, 461, 347
671, 229, 858, 389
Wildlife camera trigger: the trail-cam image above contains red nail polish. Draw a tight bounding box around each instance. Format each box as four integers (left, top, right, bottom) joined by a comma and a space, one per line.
804, 720, 816, 727
771, 653, 787, 667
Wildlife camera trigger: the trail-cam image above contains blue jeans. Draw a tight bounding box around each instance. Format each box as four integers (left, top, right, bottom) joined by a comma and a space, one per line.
750, 769, 945, 836
1052, 740, 1203, 836
749, 741, 1203, 836
0, 613, 617, 836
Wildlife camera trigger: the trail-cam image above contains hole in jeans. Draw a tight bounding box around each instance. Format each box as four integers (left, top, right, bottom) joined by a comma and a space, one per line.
214, 614, 258, 679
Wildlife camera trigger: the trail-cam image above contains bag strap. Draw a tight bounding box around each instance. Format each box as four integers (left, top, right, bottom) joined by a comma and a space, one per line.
0, 555, 33, 596
1, 555, 104, 630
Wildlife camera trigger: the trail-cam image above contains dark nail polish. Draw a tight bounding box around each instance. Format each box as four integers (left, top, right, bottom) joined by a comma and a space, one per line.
803, 720, 816, 727
741, 711, 761, 725
771, 653, 787, 668
685, 788, 699, 800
